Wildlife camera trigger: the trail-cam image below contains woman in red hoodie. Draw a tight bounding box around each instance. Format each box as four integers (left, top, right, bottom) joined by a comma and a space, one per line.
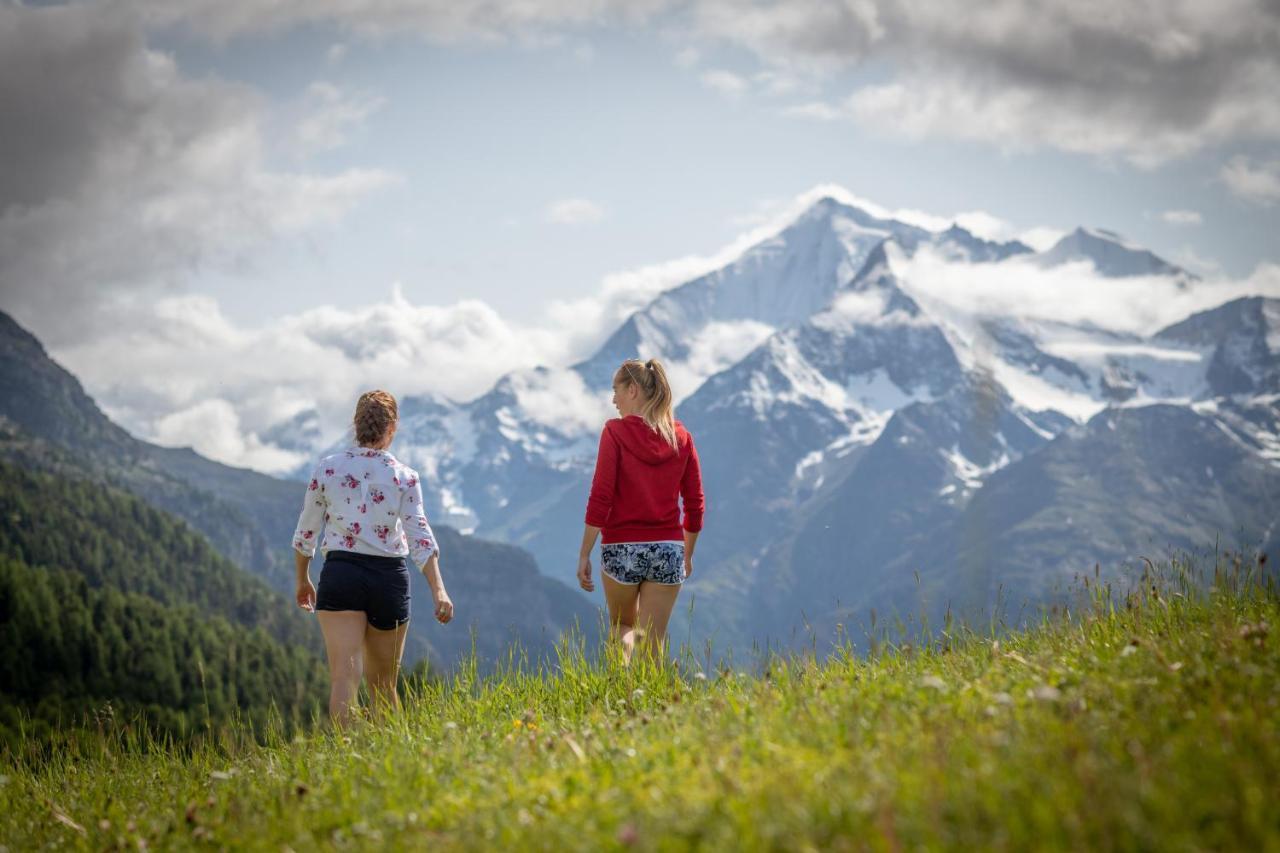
577, 358, 705, 664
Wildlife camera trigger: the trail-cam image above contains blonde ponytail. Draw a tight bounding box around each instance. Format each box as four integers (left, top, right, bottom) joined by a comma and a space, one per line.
614, 358, 678, 450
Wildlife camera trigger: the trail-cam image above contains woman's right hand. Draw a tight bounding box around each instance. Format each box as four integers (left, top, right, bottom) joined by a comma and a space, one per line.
296, 578, 316, 612
577, 555, 594, 592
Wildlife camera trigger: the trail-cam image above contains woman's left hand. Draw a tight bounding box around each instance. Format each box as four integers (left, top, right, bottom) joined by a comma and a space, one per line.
433, 589, 454, 624
577, 556, 594, 592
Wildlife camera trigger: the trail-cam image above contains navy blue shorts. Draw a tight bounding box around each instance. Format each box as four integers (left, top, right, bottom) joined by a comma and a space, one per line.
316, 550, 410, 630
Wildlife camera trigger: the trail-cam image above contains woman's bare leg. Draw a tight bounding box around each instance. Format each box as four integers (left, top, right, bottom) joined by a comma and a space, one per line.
317, 610, 368, 726
602, 574, 641, 664
635, 581, 681, 666
363, 620, 409, 718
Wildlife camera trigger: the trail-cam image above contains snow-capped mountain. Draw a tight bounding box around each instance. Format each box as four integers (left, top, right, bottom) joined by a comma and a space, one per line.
1035, 226, 1192, 279
385, 198, 1036, 540
296, 192, 1276, 653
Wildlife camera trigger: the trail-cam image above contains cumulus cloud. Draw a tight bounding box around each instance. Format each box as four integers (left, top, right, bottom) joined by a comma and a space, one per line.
783, 100, 844, 121
1172, 246, 1222, 277
53, 287, 578, 473
0, 5, 396, 346
112, 0, 1280, 164
673, 46, 700, 68
129, 0, 675, 42
700, 68, 748, 97
152, 398, 308, 473
1161, 209, 1204, 226
739, 0, 1280, 165
545, 197, 605, 225
1016, 226, 1068, 253
294, 81, 385, 153
663, 320, 775, 401
504, 368, 615, 435
891, 244, 1280, 338
1221, 155, 1280, 205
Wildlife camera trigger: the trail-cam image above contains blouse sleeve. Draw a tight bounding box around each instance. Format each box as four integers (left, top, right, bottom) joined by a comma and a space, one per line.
292, 462, 327, 557
399, 471, 439, 568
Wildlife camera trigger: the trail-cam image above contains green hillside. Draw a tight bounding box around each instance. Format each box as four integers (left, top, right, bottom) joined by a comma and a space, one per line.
0, 556, 325, 747
0, 459, 327, 744
0, 458, 315, 647
1, 554, 1275, 850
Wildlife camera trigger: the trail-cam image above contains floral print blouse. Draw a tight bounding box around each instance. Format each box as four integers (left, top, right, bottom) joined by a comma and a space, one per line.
292, 447, 439, 568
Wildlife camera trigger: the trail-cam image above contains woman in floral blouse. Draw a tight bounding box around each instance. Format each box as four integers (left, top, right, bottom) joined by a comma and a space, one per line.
292, 390, 453, 725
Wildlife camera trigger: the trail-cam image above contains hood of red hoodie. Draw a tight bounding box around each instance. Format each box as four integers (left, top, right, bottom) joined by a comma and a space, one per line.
606, 416, 687, 464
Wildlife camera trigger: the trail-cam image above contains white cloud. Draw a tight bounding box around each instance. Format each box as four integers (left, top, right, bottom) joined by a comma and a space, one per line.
108, 0, 1280, 165
843, 76, 1233, 167
153, 398, 308, 473
545, 197, 605, 225
326, 42, 347, 63
131, 0, 676, 42
1016, 226, 1068, 253
1221, 155, 1280, 205
1161, 209, 1204, 226
294, 81, 385, 153
700, 68, 748, 97
953, 210, 1017, 242
673, 46, 700, 68
505, 368, 615, 434
783, 100, 843, 121
663, 320, 775, 400
0, 5, 396, 346
53, 287, 579, 473
745, 0, 1280, 165
1172, 245, 1222, 276
892, 244, 1280, 338
752, 69, 808, 97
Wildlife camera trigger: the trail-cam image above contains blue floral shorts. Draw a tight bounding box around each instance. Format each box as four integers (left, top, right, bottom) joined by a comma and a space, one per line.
601, 541, 685, 586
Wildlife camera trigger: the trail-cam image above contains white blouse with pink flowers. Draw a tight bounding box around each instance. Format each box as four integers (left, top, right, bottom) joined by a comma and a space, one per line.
292, 447, 439, 568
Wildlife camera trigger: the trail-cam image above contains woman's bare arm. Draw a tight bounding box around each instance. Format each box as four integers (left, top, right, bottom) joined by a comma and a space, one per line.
577, 524, 601, 591
420, 552, 453, 623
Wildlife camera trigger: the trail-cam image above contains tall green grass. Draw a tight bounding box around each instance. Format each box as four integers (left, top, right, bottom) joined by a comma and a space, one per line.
1, 552, 1276, 850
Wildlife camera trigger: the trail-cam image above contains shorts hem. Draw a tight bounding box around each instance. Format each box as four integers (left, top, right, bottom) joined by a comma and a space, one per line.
367, 615, 411, 631
601, 570, 683, 587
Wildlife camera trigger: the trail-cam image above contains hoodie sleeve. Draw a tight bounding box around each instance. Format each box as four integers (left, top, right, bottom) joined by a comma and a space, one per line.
584, 424, 619, 528
680, 436, 705, 533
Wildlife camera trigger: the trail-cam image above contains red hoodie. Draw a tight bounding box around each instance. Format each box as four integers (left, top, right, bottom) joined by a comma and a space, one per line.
584, 416, 705, 544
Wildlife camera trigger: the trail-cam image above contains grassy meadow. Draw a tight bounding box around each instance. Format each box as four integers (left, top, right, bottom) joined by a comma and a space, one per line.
1, 554, 1277, 851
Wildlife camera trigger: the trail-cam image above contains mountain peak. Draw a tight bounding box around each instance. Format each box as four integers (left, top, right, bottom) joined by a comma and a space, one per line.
1037, 226, 1188, 279
0, 310, 139, 457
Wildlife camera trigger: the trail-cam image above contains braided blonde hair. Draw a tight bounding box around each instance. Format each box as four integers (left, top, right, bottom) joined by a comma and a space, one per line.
354, 390, 398, 447
613, 358, 677, 450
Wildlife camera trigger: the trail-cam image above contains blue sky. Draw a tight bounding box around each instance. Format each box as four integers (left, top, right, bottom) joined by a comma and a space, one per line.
1, 1, 1277, 470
